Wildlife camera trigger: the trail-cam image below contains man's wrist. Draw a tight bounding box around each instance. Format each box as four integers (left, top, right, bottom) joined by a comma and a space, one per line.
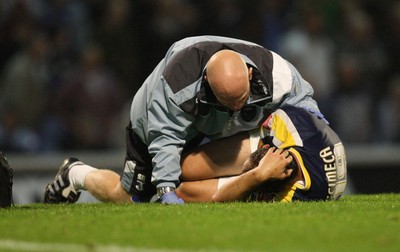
157, 186, 176, 198
252, 167, 268, 184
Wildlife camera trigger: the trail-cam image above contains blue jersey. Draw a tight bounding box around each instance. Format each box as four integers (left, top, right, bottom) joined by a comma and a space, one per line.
252, 106, 347, 202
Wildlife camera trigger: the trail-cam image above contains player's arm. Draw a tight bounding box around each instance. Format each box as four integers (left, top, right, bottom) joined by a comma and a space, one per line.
176, 178, 220, 202
211, 147, 293, 202
180, 132, 251, 181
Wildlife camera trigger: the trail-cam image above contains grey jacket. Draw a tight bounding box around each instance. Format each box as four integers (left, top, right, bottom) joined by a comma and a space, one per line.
129, 36, 318, 188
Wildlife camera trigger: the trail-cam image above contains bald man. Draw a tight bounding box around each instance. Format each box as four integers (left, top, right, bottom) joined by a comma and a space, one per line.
44, 36, 320, 205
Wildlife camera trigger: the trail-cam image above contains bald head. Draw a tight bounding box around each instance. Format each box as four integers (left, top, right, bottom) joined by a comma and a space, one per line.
206, 50, 252, 111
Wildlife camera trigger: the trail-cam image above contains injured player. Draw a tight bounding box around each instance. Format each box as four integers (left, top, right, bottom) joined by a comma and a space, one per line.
44, 105, 347, 204
176, 105, 348, 202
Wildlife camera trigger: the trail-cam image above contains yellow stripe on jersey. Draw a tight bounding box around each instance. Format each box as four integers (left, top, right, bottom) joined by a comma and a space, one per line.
270, 109, 303, 149
289, 148, 311, 190
275, 183, 297, 202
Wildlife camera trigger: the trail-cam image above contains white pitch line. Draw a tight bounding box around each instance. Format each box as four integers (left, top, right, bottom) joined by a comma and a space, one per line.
0, 239, 240, 252
0, 239, 188, 252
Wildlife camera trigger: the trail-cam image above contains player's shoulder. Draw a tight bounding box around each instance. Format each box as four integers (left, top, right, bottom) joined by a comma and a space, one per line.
278, 105, 309, 117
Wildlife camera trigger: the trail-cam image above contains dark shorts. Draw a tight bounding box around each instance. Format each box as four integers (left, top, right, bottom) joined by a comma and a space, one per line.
120, 124, 156, 202
121, 124, 207, 202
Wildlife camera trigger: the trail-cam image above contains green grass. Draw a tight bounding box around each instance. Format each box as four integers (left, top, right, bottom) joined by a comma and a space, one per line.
0, 194, 399, 252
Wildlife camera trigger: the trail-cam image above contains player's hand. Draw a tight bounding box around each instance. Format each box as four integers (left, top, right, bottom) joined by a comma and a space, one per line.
255, 147, 293, 181
160, 191, 185, 205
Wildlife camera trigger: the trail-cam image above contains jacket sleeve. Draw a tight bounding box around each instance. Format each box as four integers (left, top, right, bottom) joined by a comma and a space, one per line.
146, 77, 195, 188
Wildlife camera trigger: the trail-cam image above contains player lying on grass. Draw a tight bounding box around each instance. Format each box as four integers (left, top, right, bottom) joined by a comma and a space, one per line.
176, 105, 347, 202
178, 145, 297, 202
43, 138, 293, 204
44, 105, 347, 203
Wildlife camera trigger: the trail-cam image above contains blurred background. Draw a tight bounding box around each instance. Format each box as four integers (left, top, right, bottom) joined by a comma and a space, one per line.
1, 0, 399, 204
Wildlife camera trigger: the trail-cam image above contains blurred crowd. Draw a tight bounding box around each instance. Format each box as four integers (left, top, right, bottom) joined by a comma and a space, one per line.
0, 0, 399, 153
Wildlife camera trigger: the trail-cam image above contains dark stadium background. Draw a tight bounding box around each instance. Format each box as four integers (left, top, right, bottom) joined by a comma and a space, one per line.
1, 0, 399, 203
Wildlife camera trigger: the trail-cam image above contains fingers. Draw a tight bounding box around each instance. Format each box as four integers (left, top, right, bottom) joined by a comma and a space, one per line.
268, 147, 294, 178
281, 149, 291, 158
268, 147, 293, 161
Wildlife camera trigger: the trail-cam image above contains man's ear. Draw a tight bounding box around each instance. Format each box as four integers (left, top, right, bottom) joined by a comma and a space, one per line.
248, 67, 253, 80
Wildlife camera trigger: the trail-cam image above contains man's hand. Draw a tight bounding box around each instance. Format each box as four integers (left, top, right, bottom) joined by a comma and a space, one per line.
160, 191, 185, 205
255, 147, 293, 182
